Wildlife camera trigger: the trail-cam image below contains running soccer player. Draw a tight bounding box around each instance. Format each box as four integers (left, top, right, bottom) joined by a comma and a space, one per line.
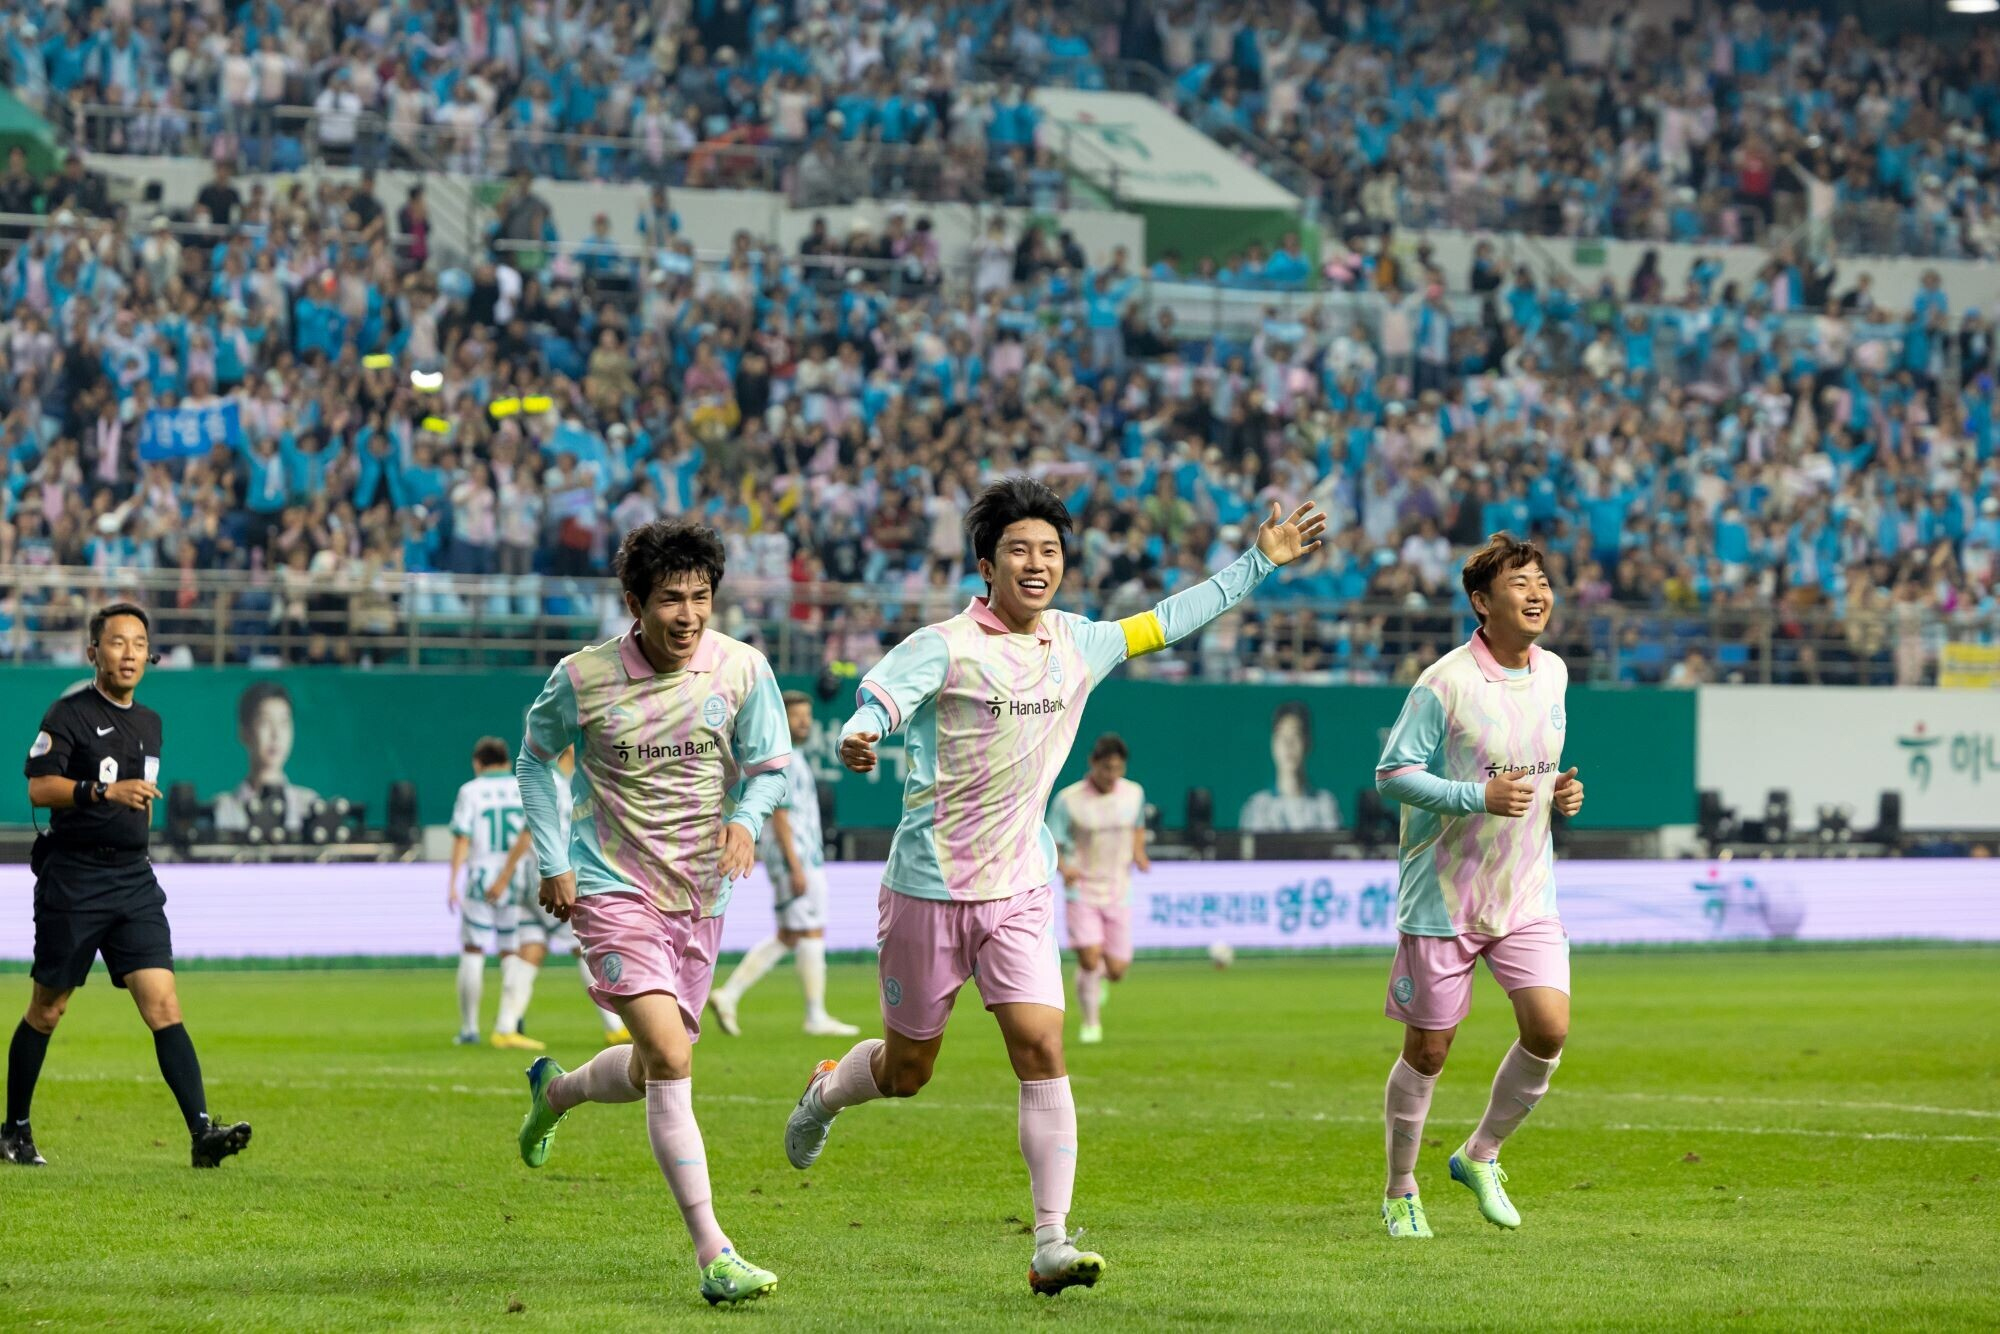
492, 747, 630, 1047
511, 519, 791, 1308
1370, 533, 1584, 1239
446, 738, 537, 1049
708, 691, 859, 1038
1048, 733, 1148, 1046
782, 477, 1324, 1296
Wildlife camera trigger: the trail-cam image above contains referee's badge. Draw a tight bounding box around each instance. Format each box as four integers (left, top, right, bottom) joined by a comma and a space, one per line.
27, 731, 50, 759
99, 757, 119, 784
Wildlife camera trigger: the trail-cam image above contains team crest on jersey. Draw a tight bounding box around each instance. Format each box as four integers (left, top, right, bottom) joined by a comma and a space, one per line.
702, 694, 729, 728
1047, 655, 1065, 686
882, 976, 903, 1007
1392, 975, 1415, 1005
1550, 704, 1565, 731
599, 952, 625, 985
27, 731, 50, 759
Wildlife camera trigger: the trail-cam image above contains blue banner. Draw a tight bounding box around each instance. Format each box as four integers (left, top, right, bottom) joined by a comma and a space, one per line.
138, 402, 243, 461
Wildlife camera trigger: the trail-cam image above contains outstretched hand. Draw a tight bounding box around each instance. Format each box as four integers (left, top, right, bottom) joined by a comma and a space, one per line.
1255, 500, 1327, 567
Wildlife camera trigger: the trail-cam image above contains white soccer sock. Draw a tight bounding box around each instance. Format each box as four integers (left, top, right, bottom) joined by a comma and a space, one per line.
717, 936, 789, 1004
494, 955, 534, 1035
578, 955, 623, 1032
795, 938, 828, 1019
456, 953, 484, 1035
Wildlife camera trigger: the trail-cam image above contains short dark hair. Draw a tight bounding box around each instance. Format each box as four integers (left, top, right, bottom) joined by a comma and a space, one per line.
614, 519, 727, 606
236, 681, 293, 738
89, 601, 150, 645
1273, 700, 1312, 747
473, 736, 510, 768
781, 690, 813, 709
965, 476, 1072, 569
1090, 733, 1128, 763
1461, 532, 1548, 625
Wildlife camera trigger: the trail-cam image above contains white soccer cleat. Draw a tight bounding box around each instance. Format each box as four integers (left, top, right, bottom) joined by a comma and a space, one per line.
707, 992, 741, 1037
1029, 1229, 1106, 1296
1078, 1023, 1103, 1045
803, 1015, 860, 1037
784, 1059, 839, 1169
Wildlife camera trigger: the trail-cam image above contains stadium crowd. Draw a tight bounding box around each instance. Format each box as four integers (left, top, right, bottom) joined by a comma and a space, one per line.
0, 6, 1996, 685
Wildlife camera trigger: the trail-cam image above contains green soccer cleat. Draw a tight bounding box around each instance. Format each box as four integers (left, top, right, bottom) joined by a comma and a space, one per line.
517, 1056, 568, 1169
1382, 1193, 1434, 1238
699, 1248, 777, 1306
1449, 1148, 1521, 1228
1029, 1232, 1106, 1297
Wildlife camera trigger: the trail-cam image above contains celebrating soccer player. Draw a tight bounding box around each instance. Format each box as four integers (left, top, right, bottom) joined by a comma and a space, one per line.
707, 690, 859, 1039
510, 520, 793, 1307
1049, 733, 1149, 1046
782, 476, 1324, 1297
1371, 533, 1583, 1239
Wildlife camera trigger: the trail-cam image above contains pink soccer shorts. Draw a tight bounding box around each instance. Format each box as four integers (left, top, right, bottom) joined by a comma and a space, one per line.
1385, 916, 1570, 1030
874, 883, 1065, 1040
569, 890, 725, 1041
1064, 898, 1133, 963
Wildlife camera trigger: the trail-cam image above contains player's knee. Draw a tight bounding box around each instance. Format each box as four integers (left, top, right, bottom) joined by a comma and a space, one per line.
1521, 1025, 1567, 1060
1104, 959, 1129, 982
881, 1055, 931, 1098
635, 1043, 691, 1082
1011, 1032, 1066, 1081
25, 998, 66, 1033
139, 995, 183, 1030
1404, 1029, 1453, 1076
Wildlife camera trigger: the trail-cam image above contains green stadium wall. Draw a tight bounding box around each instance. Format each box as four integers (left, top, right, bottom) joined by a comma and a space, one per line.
0, 668, 1693, 831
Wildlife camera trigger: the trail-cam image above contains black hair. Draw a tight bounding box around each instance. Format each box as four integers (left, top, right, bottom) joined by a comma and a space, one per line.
237, 681, 293, 739
473, 736, 510, 768
614, 519, 727, 606
1273, 700, 1312, 748
964, 476, 1072, 570
89, 601, 150, 645
1090, 733, 1128, 763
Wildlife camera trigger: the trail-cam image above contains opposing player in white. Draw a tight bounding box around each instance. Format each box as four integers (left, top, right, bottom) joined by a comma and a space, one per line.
709, 692, 859, 1038
446, 738, 534, 1048
493, 746, 628, 1045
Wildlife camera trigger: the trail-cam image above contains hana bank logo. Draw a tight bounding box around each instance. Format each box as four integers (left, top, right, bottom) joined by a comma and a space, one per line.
1898, 722, 1942, 790
1898, 720, 1998, 791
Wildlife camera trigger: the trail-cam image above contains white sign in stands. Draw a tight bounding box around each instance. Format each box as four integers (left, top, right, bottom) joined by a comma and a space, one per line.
2, 860, 1995, 962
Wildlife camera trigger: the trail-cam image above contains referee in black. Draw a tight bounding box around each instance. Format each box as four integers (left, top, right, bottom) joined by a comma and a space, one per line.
4, 602, 251, 1169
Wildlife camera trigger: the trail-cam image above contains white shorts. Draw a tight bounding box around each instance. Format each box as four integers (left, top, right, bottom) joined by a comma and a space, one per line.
460, 896, 520, 953
768, 862, 829, 933
516, 899, 578, 954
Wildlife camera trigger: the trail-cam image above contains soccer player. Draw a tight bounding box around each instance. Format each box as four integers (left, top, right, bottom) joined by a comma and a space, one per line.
708, 691, 859, 1038
511, 519, 791, 1307
1370, 534, 1584, 1239
7, 602, 251, 1170
1048, 733, 1148, 1045
782, 477, 1324, 1296
492, 747, 630, 1046
446, 737, 537, 1049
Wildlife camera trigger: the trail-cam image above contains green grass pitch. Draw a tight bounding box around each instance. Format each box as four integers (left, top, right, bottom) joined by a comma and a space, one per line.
1, 948, 1995, 1330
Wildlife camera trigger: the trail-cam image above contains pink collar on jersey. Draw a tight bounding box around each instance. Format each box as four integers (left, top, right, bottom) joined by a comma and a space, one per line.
964, 597, 1053, 643
619, 622, 723, 680
1468, 628, 1546, 682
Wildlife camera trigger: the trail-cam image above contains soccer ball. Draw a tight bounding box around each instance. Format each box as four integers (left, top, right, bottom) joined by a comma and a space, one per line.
1207, 941, 1235, 970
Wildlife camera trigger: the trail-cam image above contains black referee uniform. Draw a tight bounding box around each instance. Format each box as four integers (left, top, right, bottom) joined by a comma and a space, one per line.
6, 606, 252, 1171
24, 685, 173, 988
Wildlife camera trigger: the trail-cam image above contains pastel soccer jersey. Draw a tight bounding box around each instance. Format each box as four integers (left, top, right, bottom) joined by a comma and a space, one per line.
449, 771, 529, 903
760, 750, 825, 877
1048, 777, 1146, 908
852, 549, 1277, 902
1375, 633, 1570, 938
521, 626, 791, 917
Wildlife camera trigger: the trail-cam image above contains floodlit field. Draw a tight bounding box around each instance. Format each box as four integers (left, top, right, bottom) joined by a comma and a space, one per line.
2, 949, 1995, 1330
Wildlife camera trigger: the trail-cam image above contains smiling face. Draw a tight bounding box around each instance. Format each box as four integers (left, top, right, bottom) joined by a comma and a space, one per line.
91, 613, 149, 698
1474, 559, 1555, 645
625, 568, 713, 670
979, 517, 1064, 630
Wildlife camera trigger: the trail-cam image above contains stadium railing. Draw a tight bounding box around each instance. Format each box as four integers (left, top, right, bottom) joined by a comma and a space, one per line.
1, 565, 1991, 686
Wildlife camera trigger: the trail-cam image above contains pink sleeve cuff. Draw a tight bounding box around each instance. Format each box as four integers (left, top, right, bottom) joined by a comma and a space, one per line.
859, 681, 901, 732
1376, 765, 1426, 780
742, 753, 790, 776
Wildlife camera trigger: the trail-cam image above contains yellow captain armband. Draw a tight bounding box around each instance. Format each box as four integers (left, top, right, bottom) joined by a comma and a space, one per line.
1117, 611, 1167, 659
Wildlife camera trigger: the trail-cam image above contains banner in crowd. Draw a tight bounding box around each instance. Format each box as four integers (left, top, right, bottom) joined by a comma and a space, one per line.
1031, 89, 1301, 210
1697, 686, 2000, 830
3, 859, 1992, 961
138, 401, 244, 461
1940, 643, 2000, 690
0, 669, 1696, 832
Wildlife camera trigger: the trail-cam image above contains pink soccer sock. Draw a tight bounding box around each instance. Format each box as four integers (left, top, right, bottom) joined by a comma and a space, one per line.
1383, 1057, 1439, 1197
816, 1038, 886, 1114
1019, 1076, 1078, 1232
1466, 1042, 1560, 1163
1075, 963, 1103, 1028
646, 1079, 731, 1268
548, 1044, 643, 1114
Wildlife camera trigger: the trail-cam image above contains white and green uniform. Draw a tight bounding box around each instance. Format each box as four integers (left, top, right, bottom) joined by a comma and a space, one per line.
452, 772, 528, 952
760, 751, 827, 932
